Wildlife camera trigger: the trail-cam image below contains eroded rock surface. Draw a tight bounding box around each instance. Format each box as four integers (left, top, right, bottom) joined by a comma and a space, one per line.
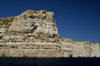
9, 10, 58, 34
0, 10, 61, 58
60, 38, 100, 57
0, 10, 100, 57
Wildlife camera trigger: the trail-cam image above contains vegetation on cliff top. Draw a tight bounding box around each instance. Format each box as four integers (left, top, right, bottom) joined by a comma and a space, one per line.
0, 17, 15, 28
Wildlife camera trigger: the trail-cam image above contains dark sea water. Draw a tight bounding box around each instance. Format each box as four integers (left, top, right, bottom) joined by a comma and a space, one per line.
0, 58, 100, 66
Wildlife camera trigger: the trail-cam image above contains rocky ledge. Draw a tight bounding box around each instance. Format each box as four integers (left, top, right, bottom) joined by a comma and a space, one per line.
0, 10, 100, 57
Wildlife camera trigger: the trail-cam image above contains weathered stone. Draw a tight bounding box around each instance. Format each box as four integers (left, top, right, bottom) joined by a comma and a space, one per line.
8, 10, 58, 34
0, 43, 62, 57
60, 38, 100, 57
0, 10, 100, 58
0, 17, 15, 28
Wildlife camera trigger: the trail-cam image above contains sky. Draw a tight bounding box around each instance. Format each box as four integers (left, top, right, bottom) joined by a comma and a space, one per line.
0, 0, 100, 43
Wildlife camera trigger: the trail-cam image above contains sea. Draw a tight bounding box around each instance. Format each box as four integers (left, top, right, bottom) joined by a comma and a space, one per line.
0, 57, 100, 66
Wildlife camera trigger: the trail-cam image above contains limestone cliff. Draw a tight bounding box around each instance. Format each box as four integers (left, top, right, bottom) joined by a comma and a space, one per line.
9, 10, 58, 34
0, 10, 100, 57
0, 10, 61, 58
60, 38, 100, 57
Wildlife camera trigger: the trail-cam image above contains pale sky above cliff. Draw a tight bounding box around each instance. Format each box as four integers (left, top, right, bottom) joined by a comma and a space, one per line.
0, 0, 100, 43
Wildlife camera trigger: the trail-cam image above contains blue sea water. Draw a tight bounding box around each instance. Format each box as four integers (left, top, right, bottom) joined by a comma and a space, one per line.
0, 58, 100, 66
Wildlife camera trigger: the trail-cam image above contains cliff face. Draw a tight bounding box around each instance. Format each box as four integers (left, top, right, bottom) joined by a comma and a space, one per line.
9, 10, 58, 34
0, 10, 100, 57
60, 38, 100, 57
0, 10, 61, 57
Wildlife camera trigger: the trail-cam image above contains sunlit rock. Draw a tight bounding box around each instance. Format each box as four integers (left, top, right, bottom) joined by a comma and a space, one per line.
0, 10, 99, 57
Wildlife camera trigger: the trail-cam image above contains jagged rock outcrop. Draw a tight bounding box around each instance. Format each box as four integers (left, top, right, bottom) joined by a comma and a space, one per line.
0, 10, 100, 57
9, 10, 58, 34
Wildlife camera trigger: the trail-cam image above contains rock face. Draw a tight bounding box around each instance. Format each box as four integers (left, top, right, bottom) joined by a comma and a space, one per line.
0, 10, 61, 58
0, 17, 15, 28
0, 10, 100, 57
0, 17, 15, 38
0, 42, 61, 57
9, 10, 58, 34
60, 38, 100, 57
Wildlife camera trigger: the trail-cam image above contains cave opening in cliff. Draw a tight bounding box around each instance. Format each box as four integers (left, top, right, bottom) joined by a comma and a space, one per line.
69, 55, 72, 58
2, 54, 5, 57
0, 36, 2, 39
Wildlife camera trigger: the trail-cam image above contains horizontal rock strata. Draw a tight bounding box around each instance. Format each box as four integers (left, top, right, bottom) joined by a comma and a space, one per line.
0, 42, 62, 57
60, 38, 100, 57
0, 10, 100, 57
